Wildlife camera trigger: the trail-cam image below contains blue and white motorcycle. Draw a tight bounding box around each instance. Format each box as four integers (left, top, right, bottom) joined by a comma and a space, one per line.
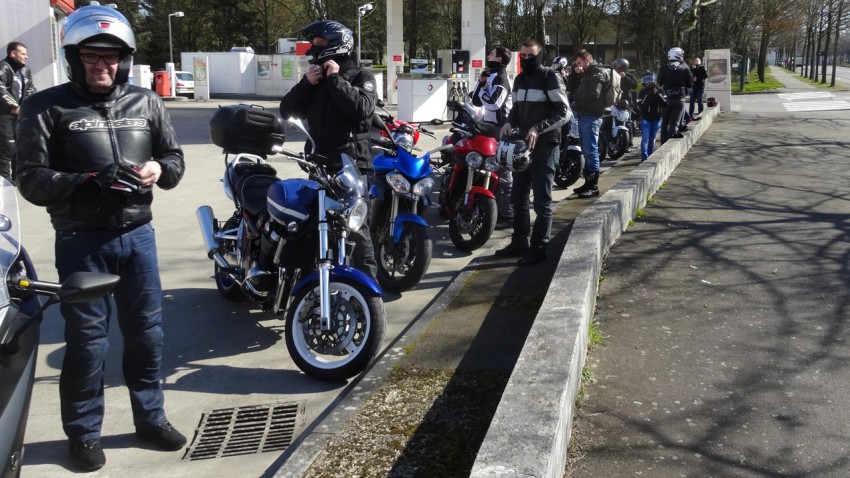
198, 105, 386, 381
369, 116, 443, 293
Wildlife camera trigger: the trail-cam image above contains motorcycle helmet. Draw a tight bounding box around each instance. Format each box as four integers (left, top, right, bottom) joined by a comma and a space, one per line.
641, 71, 656, 85
552, 56, 569, 72
612, 58, 630, 72
707, 97, 718, 107
302, 20, 354, 64
61, 5, 136, 86
496, 139, 532, 172
667, 46, 685, 62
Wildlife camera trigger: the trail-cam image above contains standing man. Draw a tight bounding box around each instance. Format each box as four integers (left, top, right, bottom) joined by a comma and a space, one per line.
495, 39, 569, 266
689, 57, 708, 118
280, 19, 378, 280
0, 41, 36, 182
471, 45, 513, 229
16, 5, 186, 471
657, 46, 693, 144
570, 49, 607, 199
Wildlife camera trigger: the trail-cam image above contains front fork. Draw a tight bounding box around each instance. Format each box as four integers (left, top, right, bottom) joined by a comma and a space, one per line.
317, 189, 333, 330
463, 169, 494, 210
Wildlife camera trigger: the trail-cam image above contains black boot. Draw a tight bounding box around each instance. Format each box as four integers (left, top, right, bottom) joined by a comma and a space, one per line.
574, 171, 593, 194
576, 172, 600, 198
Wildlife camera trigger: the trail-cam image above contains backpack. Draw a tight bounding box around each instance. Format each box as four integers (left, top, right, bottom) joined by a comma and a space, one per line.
600, 64, 622, 106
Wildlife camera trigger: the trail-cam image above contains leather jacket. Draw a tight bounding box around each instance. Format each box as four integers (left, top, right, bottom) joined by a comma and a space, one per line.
16, 82, 185, 231
0, 57, 36, 115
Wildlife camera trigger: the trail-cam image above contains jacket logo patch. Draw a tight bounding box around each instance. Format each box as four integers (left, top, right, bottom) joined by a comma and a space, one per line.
69, 118, 148, 131
364, 82, 374, 92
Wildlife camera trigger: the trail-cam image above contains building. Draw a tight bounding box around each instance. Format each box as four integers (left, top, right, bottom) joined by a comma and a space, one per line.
1, 0, 74, 90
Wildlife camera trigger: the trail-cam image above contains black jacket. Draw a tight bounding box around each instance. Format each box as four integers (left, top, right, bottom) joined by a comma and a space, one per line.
639, 86, 667, 121
471, 65, 512, 125
279, 59, 377, 170
657, 61, 693, 100
506, 66, 570, 145
0, 56, 36, 115
572, 61, 608, 117
16, 82, 184, 231
691, 64, 708, 88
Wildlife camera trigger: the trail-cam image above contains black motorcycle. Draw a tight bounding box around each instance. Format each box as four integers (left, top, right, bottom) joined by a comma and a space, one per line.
554, 116, 585, 188
0, 178, 119, 478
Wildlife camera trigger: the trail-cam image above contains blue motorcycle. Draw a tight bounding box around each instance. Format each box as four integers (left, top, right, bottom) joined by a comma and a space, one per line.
198, 105, 386, 381
370, 118, 440, 293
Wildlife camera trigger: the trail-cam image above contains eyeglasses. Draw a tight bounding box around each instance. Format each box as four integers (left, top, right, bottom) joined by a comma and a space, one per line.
79, 53, 120, 65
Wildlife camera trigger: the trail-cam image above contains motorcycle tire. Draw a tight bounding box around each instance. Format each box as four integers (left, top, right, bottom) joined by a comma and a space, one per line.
285, 279, 386, 381
608, 132, 630, 160
554, 149, 585, 189
214, 216, 245, 301
598, 134, 609, 162
448, 196, 497, 252
375, 223, 433, 294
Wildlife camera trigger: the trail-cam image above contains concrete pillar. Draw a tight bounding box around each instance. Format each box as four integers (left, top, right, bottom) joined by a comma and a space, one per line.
386, 0, 404, 104
461, 0, 487, 81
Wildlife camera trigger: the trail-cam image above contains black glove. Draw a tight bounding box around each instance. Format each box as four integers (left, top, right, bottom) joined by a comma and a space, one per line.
92, 163, 143, 195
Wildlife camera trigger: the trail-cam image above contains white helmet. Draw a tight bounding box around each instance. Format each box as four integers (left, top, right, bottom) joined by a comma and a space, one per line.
61, 5, 136, 86
496, 139, 531, 172
668, 47, 684, 62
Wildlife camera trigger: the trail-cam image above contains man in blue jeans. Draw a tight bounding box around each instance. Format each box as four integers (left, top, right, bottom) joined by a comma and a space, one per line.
495, 38, 569, 266
569, 49, 608, 198
16, 6, 186, 471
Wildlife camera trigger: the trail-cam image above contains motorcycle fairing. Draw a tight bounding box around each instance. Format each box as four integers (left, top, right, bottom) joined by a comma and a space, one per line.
373, 149, 432, 180
267, 179, 320, 226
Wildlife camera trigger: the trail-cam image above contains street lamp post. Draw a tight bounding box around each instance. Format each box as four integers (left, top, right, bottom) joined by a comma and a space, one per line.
357, 3, 373, 67
168, 11, 184, 66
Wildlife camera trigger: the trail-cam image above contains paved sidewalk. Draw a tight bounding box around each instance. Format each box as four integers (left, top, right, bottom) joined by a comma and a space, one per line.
570, 87, 850, 475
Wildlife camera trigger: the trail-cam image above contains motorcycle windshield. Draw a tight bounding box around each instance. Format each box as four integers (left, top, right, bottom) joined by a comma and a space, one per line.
0, 177, 21, 310
335, 154, 368, 202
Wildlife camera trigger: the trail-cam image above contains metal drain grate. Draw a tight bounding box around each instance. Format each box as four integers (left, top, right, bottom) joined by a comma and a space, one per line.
182, 402, 304, 461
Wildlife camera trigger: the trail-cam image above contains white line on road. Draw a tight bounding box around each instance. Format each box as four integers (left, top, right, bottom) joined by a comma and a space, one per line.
783, 100, 850, 112
777, 92, 836, 100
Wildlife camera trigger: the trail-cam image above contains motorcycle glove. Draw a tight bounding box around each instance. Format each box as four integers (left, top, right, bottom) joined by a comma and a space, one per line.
92, 163, 144, 195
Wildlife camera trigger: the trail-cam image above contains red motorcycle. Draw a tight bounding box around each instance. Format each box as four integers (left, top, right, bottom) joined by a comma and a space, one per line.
434, 101, 501, 252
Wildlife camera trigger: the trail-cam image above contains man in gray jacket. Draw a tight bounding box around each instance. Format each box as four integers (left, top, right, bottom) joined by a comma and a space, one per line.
0, 41, 36, 182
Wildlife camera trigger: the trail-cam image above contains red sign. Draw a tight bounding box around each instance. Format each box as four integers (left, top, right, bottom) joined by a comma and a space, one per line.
393, 55, 403, 62
472, 60, 483, 68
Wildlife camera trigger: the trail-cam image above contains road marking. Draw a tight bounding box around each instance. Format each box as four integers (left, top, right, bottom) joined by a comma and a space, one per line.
777, 92, 835, 100
783, 100, 850, 112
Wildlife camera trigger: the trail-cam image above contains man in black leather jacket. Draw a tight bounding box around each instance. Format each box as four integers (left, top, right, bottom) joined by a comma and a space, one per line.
0, 41, 37, 182
280, 19, 378, 280
15, 6, 186, 472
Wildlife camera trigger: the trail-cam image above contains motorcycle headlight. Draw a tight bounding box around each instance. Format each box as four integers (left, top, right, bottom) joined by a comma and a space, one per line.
466, 151, 484, 168
387, 172, 411, 194
412, 177, 435, 197
393, 132, 415, 152
484, 156, 500, 172
346, 198, 369, 231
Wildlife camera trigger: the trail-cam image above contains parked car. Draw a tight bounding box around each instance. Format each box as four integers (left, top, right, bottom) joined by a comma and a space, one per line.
174, 71, 194, 98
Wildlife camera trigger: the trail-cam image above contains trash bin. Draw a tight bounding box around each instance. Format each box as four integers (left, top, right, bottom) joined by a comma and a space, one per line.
154, 71, 170, 96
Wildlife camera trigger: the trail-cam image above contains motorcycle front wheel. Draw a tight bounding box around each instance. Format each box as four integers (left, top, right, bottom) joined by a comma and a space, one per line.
608, 131, 630, 160
285, 279, 386, 381
448, 195, 497, 252
375, 223, 433, 294
598, 134, 610, 162
554, 149, 585, 188
214, 216, 244, 301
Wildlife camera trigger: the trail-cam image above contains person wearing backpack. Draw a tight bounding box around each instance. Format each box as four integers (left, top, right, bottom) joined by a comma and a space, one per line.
638, 72, 666, 162
570, 49, 607, 199
657, 46, 693, 144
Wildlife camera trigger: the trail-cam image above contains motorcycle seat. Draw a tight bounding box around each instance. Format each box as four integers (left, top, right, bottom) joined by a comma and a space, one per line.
237, 174, 280, 217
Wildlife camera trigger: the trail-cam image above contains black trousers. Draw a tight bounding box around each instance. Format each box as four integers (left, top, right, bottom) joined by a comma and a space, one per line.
0, 114, 16, 182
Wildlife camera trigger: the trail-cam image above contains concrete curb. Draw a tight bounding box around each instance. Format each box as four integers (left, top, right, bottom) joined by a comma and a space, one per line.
470, 107, 720, 478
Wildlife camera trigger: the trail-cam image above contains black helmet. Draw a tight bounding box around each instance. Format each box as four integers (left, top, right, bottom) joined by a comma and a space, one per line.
61, 5, 136, 86
612, 58, 629, 72
302, 20, 354, 64
496, 139, 532, 172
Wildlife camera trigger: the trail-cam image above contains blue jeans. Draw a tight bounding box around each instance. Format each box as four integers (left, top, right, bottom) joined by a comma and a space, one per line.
689, 86, 705, 116
577, 115, 602, 173
55, 223, 167, 442
640, 118, 662, 161
510, 143, 558, 250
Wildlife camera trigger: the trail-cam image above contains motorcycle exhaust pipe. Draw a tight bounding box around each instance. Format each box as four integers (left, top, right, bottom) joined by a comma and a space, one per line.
196, 206, 232, 270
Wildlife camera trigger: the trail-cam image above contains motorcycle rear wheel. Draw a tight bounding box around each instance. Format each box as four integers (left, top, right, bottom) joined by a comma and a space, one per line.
448, 196, 497, 252
375, 223, 432, 294
214, 216, 244, 301
608, 132, 630, 160
285, 279, 386, 381
554, 149, 585, 188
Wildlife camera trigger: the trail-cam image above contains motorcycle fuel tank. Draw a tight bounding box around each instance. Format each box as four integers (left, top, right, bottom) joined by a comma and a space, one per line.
266, 179, 319, 226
